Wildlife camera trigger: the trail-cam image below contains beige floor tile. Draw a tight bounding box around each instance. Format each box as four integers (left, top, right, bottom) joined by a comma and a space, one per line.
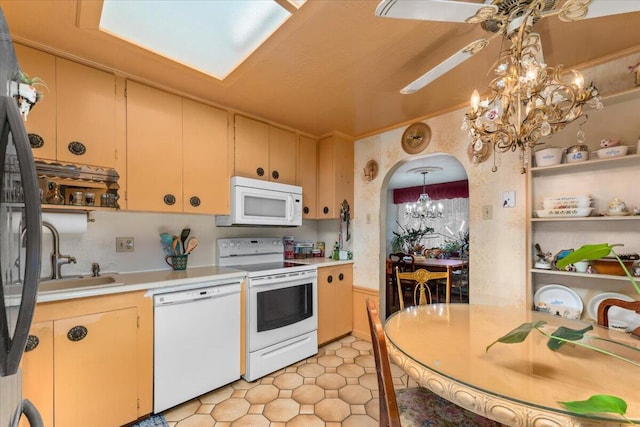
174, 413, 215, 427
285, 414, 324, 427
351, 404, 367, 415
346, 377, 358, 385
299, 404, 314, 414
197, 404, 214, 414
316, 372, 347, 390
164, 399, 201, 422
244, 384, 279, 404
272, 372, 304, 389
263, 398, 300, 422
200, 387, 234, 405
314, 398, 351, 422
317, 354, 343, 368
337, 363, 365, 378
325, 389, 339, 398
230, 389, 246, 398
296, 362, 325, 378
291, 384, 325, 404
351, 339, 372, 351
230, 379, 254, 390
339, 384, 373, 404
342, 414, 378, 427
355, 353, 375, 368
279, 389, 293, 399
247, 404, 264, 414
359, 372, 378, 390
228, 414, 270, 427
210, 398, 250, 422
335, 346, 360, 359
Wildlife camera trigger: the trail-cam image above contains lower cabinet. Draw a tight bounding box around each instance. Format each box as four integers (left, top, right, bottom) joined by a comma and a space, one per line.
21, 292, 152, 427
317, 264, 353, 345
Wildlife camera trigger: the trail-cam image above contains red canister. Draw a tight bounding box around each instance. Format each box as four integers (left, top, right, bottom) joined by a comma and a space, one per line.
283, 236, 295, 259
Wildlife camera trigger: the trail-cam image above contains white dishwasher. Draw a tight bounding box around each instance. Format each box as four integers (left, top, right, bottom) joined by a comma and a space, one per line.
153, 279, 242, 413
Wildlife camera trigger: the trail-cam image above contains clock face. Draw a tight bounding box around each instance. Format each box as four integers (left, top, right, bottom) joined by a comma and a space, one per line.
401, 122, 431, 154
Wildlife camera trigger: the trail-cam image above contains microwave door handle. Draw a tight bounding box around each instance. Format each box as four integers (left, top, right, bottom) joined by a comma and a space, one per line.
287, 195, 294, 221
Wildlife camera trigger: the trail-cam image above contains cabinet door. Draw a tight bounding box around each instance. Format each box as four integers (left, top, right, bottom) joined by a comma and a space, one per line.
317, 135, 354, 219
54, 308, 138, 427
317, 267, 334, 345
268, 126, 296, 184
334, 266, 353, 337
234, 115, 269, 180
14, 44, 57, 161
56, 58, 117, 167
126, 81, 183, 212
333, 134, 354, 218
183, 99, 229, 214
297, 136, 317, 218
20, 321, 54, 427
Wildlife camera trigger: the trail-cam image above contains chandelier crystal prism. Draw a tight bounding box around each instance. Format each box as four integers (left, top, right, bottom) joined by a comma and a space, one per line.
463, 8, 603, 174
405, 170, 443, 222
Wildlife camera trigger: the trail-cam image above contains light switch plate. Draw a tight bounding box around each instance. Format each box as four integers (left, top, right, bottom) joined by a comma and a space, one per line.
503, 191, 515, 208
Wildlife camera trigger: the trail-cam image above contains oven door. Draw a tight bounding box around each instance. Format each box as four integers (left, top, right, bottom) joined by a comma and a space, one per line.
247, 271, 317, 352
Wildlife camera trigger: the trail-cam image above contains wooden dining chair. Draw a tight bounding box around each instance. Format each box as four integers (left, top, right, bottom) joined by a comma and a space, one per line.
395, 267, 449, 309
597, 298, 640, 338
389, 253, 415, 311
366, 299, 501, 427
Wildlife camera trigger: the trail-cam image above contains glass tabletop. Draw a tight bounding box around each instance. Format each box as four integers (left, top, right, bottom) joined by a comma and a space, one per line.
384, 304, 640, 423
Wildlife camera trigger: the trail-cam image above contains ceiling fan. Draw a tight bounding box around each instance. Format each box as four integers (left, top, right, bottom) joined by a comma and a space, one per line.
375, 0, 640, 94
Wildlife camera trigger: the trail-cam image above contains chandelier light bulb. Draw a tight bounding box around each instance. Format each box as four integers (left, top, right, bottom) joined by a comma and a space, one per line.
470, 90, 480, 112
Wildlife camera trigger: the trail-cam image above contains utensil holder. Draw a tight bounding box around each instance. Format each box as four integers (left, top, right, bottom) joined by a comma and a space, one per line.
165, 254, 188, 270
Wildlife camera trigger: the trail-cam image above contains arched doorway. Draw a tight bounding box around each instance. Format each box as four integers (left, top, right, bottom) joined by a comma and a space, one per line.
382, 153, 470, 317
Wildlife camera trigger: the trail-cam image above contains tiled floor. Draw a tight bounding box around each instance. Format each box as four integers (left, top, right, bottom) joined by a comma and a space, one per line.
162, 335, 417, 426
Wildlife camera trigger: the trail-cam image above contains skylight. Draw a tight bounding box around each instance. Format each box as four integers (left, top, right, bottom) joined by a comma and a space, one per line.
99, 0, 300, 80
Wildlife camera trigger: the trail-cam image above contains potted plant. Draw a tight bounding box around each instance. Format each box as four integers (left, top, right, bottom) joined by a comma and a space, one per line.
391, 222, 434, 255
487, 243, 640, 422
11, 70, 47, 120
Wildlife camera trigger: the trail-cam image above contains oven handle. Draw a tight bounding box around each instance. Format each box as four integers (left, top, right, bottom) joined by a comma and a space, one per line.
249, 272, 316, 287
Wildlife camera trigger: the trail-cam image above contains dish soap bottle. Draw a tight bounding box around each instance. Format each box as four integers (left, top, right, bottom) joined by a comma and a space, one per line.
332, 242, 340, 260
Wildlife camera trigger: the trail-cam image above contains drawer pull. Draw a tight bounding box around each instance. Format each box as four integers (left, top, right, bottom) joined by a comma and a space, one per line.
271, 170, 279, 180
339, 273, 344, 281
303, 206, 309, 214
68, 141, 87, 156
256, 167, 265, 177
67, 326, 88, 342
28, 133, 44, 149
189, 196, 201, 207
25, 335, 39, 352
323, 207, 329, 214
327, 275, 333, 283
163, 194, 176, 206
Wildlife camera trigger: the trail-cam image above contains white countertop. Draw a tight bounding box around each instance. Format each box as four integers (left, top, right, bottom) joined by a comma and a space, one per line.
33, 259, 354, 303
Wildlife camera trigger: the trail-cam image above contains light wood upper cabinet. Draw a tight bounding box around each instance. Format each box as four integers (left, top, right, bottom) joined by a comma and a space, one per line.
54, 307, 138, 427
317, 134, 354, 219
13, 44, 57, 161
234, 115, 297, 184
20, 321, 54, 427
183, 99, 229, 214
14, 45, 117, 168
126, 81, 183, 212
56, 58, 117, 168
297, 135, 318, 219
317, 264, 353, 345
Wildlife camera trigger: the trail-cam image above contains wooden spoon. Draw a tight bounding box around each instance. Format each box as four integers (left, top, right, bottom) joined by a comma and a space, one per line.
185, 237, 198, 254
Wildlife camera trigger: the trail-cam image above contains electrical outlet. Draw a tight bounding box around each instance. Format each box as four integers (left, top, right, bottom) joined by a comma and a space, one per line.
116, 237, 135, 253
482, 205, 493, 220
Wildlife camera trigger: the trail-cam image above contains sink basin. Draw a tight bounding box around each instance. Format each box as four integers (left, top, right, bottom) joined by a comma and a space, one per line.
38, 275, 123, 293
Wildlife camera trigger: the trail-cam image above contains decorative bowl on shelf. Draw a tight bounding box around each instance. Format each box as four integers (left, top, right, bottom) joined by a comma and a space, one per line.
591, 258, 635, 275
597, 145, 628, 158
535, 207, 593, 218
534, 147, 563, 166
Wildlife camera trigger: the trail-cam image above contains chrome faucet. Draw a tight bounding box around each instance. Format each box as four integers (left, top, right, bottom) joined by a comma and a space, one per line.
43, 221, 76, 280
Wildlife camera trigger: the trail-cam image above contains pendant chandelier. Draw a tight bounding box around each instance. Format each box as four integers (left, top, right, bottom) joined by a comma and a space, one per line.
405, 169, 443, 222
463, 9, 603, 174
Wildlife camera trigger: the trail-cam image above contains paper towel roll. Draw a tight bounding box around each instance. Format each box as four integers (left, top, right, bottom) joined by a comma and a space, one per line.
41, 212, 87, 234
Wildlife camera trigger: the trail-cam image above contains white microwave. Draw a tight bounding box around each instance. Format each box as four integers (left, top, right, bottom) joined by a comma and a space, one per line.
216, 176, 303, 227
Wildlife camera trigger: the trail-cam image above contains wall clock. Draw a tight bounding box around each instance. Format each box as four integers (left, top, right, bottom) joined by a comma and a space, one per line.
401, 122, 431, 154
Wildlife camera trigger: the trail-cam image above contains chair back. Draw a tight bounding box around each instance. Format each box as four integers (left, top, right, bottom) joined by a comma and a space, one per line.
597, 298, 640, 338
396, 267, 449, 309
366, 299, 401, 427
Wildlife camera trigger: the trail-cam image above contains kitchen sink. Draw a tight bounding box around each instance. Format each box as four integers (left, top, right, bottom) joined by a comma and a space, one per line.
38, 275, 124, 293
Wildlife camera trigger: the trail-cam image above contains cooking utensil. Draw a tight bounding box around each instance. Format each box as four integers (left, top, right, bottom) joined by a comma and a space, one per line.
180, 228, 191, 248
172, 236, 181, 255
160, 233, 174, 254
185, 237, 198, 254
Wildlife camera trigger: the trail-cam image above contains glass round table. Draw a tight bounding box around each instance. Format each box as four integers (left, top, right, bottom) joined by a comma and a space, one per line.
384, 304, 640, 426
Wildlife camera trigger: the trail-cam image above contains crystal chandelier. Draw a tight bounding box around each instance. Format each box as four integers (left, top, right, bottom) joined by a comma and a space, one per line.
405, 170, 443, 222
463, 9, 603, 174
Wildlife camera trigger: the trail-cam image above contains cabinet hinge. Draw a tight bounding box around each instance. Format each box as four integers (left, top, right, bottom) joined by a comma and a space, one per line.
137, 398, 140, 409
137, 316, 140, 328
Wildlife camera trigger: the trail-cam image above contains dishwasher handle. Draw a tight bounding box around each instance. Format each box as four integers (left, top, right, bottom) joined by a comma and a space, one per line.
154, 283, 241, 306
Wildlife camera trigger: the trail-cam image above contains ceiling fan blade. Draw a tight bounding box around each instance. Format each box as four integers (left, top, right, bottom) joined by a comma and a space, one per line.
375, 0, 498, 23
401, 38, 491, 94
557, 0, 640, 21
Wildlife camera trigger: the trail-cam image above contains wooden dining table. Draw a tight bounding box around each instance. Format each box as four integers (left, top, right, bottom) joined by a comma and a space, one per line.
385, 304, 640, 426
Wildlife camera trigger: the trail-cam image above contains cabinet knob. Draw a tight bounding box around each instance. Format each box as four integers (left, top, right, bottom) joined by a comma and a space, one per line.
25, 335, 40, 352
189, 196, 201, 207
163, 194, 176, 206
323, 207, 329, 214
272, 170, 279, 180
28, 133, 44, 149
338, 273, 344, 281
67, 141, 87, 156
67, 326, 88, 342
327, 275, 333, 283
256, 167, 265, 177
303, 206, 309, 214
